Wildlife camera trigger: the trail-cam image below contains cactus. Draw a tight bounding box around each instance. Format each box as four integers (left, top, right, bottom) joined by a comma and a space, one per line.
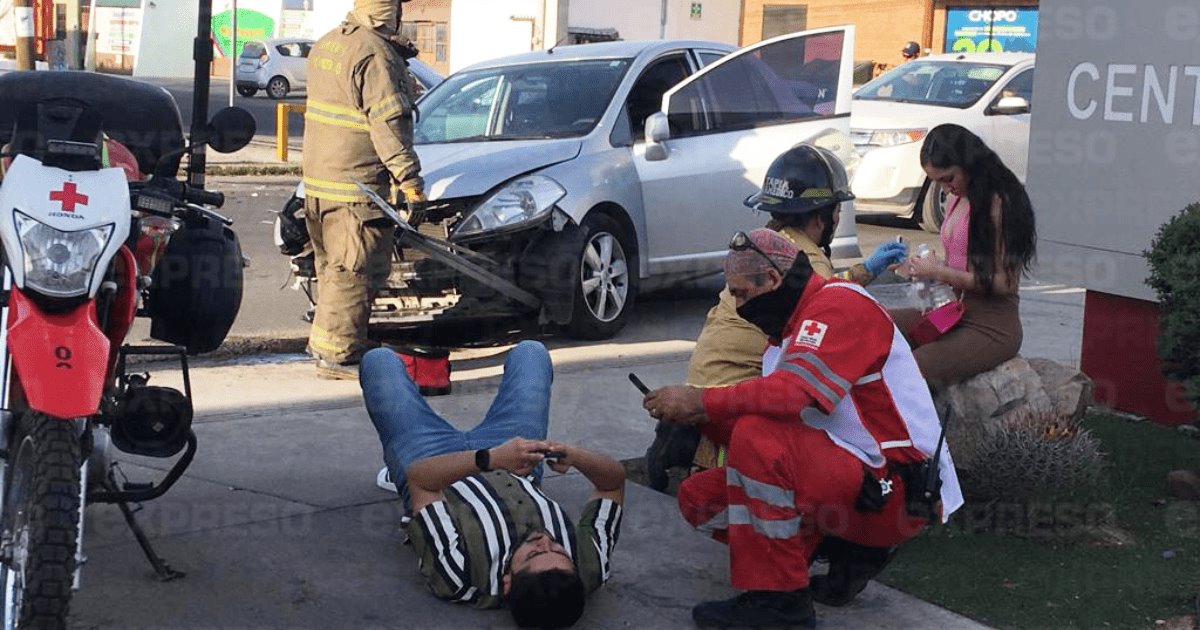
959, 409, 1108, 505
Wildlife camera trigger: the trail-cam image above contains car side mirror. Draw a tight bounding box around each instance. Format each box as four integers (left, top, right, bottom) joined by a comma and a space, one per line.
644, 112, 670, 162
989, 96, 1030, 116
207, 106, 257, 154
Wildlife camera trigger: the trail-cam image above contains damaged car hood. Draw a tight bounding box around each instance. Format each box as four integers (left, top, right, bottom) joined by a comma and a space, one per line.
416, 139, 583, 201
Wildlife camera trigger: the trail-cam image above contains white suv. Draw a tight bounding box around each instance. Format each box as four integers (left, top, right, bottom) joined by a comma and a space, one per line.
850, 52, 1034, 231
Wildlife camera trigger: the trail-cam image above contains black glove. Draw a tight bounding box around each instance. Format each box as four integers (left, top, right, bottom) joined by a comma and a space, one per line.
406, 197, 428, 227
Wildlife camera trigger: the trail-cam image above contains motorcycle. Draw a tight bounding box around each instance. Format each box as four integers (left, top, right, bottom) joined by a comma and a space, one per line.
0, 54, 255, 630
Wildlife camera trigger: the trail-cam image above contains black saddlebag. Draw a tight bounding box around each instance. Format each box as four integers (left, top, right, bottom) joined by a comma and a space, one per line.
147, 216, 244, 354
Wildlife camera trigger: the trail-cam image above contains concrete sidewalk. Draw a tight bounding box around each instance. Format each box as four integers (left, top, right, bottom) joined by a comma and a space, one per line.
68, 274, 1085, 628
72, 348, 992, 629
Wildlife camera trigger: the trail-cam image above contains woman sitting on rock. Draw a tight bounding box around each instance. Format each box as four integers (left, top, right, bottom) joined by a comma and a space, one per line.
891, 123, 1037, 391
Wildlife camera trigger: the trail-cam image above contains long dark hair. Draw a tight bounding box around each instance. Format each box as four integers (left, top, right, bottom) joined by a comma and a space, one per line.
919, 124, 1036, 295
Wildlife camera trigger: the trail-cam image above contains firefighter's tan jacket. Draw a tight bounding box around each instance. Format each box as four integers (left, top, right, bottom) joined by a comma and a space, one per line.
301, 13, 423, 211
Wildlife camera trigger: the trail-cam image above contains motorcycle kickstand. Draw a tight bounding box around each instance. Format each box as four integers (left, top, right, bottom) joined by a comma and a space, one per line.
103, 476, 185, 582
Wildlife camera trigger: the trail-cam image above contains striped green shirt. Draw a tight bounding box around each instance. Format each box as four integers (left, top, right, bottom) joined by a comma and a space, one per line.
408, 470, 622, 609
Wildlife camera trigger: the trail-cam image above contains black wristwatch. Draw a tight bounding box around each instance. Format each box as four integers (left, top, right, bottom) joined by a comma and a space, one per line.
474, 448, 491, 472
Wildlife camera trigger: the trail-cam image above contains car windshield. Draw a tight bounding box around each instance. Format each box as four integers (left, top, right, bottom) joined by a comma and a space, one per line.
414, 58, 632, 144
855, 60, 1010, 108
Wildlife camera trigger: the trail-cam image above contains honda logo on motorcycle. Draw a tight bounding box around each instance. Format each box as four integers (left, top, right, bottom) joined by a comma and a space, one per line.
49, 182, 89, 212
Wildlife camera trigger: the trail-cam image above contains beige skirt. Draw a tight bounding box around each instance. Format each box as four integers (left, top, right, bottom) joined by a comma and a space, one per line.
889, 291, 1022, 391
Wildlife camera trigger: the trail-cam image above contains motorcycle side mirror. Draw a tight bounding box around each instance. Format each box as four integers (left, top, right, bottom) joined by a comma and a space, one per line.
206, 107, 257, 154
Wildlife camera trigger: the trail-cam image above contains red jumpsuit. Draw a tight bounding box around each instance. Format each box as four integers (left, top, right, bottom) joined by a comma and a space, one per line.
677, 274, 962, 592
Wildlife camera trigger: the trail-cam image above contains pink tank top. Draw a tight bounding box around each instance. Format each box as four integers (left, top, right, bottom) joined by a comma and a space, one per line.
940, 195, 970, 272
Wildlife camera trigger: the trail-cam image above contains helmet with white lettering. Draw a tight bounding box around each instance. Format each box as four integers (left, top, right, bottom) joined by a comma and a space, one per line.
744, 144, 855, 216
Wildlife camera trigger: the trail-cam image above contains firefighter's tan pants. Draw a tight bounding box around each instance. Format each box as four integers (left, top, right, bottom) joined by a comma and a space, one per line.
305, 197, 393, 364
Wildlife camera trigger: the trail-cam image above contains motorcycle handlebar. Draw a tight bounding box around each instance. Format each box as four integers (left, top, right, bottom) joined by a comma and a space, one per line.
183, 186, 224, 208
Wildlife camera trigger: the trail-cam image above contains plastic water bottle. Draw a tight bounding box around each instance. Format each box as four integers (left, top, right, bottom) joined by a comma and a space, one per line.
910, 244, 955, 312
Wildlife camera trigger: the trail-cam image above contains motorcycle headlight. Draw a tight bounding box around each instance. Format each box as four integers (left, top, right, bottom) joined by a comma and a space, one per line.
867, 128, 928, 147
14, 210, 115, 298
453, 175, 566, 239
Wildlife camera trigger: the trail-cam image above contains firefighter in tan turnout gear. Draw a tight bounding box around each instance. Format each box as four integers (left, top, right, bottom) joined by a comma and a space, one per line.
302, 0, 425, 379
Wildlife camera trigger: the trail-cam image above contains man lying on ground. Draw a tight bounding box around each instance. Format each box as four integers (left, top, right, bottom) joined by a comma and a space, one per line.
359, 341, 625, 629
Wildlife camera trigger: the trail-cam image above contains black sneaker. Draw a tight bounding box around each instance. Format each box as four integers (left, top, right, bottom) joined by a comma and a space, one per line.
316, 359, 360, 380
644, 421, 700, 491
692, 590, 816, 629
809, 538, 897, 607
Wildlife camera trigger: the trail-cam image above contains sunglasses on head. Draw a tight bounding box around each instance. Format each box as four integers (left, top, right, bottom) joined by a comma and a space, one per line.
729, 231, 784, 275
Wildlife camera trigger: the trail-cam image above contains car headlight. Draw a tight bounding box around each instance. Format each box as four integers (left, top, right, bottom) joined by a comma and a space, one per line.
14, 210, 115, 298
867, 129, 929, 147
453, 175, 566, 239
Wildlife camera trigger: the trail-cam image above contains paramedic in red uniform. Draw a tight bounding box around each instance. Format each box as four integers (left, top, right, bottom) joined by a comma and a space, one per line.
643, 227, 963, 629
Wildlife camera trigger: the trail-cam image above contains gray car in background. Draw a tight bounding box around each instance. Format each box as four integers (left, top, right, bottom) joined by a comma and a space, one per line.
237, 38, 312, 99
284, 27, 861, 340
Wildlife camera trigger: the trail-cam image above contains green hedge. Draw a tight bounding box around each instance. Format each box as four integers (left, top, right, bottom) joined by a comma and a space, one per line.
1144, 202, 1200, 413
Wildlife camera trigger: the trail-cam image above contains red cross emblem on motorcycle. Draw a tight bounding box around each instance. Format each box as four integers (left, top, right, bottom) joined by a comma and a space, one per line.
49, 182, 89, 212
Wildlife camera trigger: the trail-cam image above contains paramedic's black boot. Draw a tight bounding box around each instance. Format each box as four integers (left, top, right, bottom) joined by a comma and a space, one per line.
809, 538, 897, 607
692, 589, 816, 629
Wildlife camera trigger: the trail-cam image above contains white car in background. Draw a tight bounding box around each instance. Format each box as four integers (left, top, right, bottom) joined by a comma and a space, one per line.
850, 52, 1034, 231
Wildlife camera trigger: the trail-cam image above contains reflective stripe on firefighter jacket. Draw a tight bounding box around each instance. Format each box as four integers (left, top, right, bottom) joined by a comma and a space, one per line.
701, 274, 964, 522
301, 13, 423, 207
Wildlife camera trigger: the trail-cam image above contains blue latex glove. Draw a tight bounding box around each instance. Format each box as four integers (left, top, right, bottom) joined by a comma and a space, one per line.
864, 241, 909, 276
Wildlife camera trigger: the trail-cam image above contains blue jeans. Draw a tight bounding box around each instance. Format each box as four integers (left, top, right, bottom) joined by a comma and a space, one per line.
359, 340, 553, 513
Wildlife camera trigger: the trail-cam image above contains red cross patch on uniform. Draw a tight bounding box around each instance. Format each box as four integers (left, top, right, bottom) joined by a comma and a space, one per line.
795, 320, 828, 349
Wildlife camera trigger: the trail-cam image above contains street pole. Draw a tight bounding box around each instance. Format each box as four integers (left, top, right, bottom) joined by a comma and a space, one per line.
659, 0, 667, 39
191, 0, 215, 189
65, 0, 81, 69
229, 0, 236, 106
83, 0, 97, 71
14, 0, 36, 70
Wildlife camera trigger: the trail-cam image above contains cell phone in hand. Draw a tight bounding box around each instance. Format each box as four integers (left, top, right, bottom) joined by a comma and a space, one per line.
542, 450, 567, 461
628, 372, 651, 395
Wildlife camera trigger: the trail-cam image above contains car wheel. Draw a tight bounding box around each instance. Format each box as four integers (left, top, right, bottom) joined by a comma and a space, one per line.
236, 85, 257, 97
267, 76, 290, 99
525, 213, 637, 340
919, 180, 949, 233
568, 214, 637, 339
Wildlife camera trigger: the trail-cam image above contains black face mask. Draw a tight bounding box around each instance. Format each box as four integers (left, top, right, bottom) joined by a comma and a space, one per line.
735, 255, 814, 339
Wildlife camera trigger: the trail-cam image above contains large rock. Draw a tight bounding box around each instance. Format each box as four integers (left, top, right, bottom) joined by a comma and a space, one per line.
934, 357, 1094, 469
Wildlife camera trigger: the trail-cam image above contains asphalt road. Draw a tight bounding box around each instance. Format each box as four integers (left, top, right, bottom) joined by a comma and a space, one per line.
141, 76, 306, 144
125, 178, 939, 346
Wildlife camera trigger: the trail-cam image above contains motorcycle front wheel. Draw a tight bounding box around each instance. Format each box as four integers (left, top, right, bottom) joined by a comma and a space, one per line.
1, 411, 82, 629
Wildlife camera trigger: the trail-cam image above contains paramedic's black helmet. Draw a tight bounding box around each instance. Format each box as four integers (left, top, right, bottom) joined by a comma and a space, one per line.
902, 41, 920, 58
743, 144, 854, 216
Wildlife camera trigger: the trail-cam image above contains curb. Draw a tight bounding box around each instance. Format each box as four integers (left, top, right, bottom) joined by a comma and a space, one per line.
127, 336, 309, 366
203, 163, 302, 177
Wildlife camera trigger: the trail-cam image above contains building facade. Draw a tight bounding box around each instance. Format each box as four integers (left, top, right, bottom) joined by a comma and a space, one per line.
742, 0, 1039, 71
